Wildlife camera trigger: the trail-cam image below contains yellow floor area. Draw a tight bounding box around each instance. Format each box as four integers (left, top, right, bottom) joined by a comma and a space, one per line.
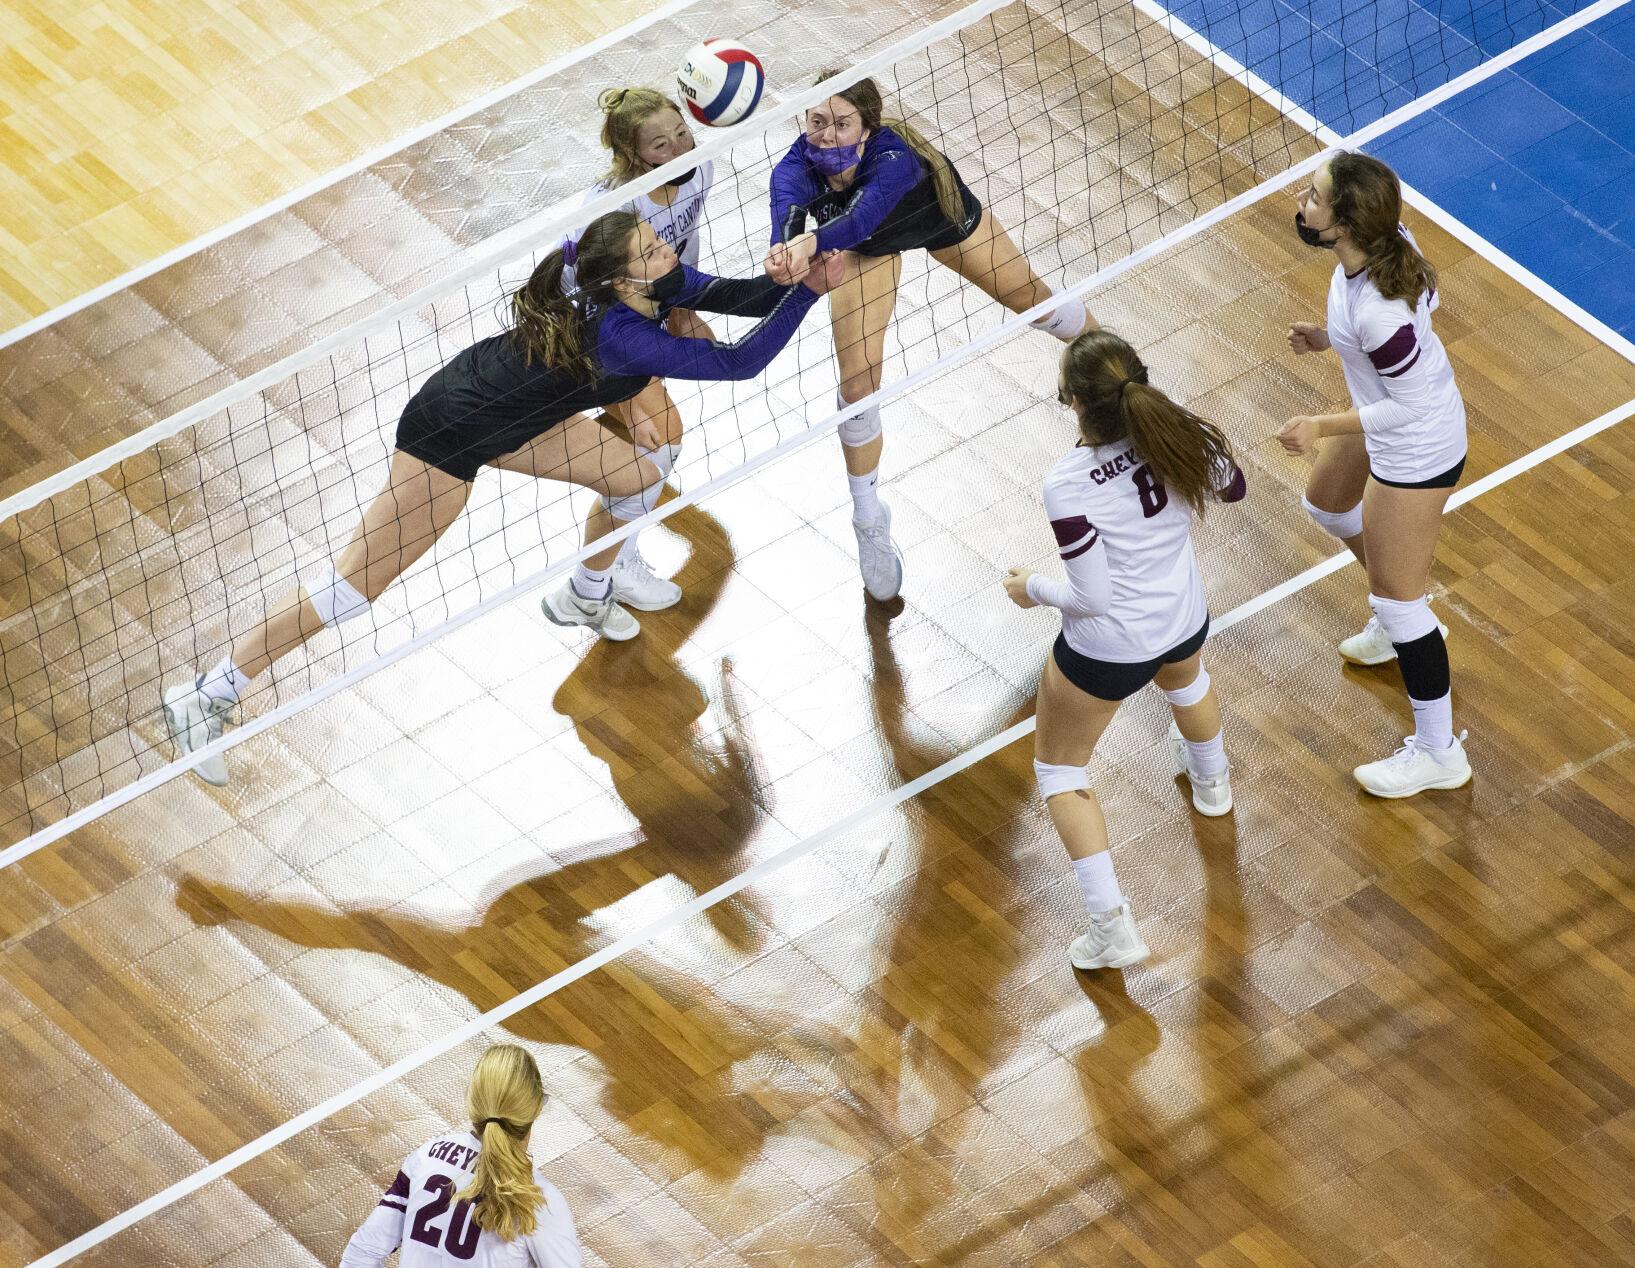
0, 0, 663, 328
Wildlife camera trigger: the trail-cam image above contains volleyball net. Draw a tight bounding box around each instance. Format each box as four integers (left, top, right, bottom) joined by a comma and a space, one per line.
0, 0, 1591, 851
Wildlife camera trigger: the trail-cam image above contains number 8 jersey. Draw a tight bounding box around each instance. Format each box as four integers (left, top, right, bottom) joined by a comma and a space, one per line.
341, 1131, 582, 1267
1032, 441, 1244, 662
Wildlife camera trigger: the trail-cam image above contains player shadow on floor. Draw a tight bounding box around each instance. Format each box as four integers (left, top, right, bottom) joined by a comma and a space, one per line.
173, 499, 815, 1182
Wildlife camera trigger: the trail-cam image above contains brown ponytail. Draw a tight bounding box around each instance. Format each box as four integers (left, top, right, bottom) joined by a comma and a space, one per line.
812, 73, 966, 225
1327, 151, 1437, 304
510, 210, 642, 376
456, 1044, 547, 1241
1061, 329, 1236, 515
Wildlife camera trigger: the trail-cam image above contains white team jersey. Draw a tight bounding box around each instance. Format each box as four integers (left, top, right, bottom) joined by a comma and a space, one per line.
563, 160, 714, 289
1038, 441, 1224, 662
340, 1131, 582, 1268
1326, 226, 1466, 483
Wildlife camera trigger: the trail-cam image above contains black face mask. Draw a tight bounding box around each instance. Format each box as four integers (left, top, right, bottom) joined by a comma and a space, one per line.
1296, 209, 1337, 250
665, 167, 698, 189
645, 262, 688, 303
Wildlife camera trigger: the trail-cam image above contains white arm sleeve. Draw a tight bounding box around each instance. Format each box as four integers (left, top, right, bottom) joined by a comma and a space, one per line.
339, 1197, 405, 1268
1028, 483, 1112, 618
523, 1182, 584, 1267
1355, 301, 1421, 434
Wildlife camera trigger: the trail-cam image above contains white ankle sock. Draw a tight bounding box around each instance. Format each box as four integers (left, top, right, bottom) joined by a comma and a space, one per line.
1410, 691, 1455, 750
571, 564, 611, 601
848, 470, 882, 522
199, 656, 250, 704
1182, 729, 1228, 778
1071, 852, 1124, 915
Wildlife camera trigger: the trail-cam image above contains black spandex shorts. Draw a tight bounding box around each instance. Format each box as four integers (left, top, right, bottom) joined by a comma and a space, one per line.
1052, 618, 1211, 703
853, 169, 984, 256
395, 389, 564, 483
1371, 455, 1466, 490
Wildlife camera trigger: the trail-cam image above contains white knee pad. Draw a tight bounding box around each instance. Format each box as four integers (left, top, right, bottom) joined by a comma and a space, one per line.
1301, 495, 1364, 541
1369, 593, 1437, 644
636, 442, 677, 479
604, 476, 663, 523
835, 391, 883, 448
305, 564, 370, 628
1030, 294, 1086, 341
1161, 666, 1211, 709
1034, 759, 1091, 801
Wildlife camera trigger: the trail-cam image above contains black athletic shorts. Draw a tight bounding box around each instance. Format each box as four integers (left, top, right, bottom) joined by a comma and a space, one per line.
1371, 455, 1466, 490
1052, 618, 1211, 703
394, 393, 569, 482
853, 167, 984, 256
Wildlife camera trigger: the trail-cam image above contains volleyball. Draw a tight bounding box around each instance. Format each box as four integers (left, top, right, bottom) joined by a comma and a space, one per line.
676, 39, 765, 127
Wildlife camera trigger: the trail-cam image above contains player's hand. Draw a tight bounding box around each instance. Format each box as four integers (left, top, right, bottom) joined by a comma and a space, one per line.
764, 242, 795, 283
629, 415, 663, 452
800, 251, 847, 296
1288, 322, 1330, 354
1277, 416, 1321, 455
1002, 567, 1038, 608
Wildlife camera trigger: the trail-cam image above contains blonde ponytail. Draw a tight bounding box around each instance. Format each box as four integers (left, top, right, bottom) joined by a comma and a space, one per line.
812, 73, 966, 225
456, 1044, 547, 1241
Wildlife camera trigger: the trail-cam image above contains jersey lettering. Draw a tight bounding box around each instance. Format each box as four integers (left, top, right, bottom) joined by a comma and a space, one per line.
1132, 464, 1168, 518
407, 1174, 481, 1260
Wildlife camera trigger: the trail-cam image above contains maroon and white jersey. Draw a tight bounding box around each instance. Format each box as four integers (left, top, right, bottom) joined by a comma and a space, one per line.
1326, 227, 1466, 483
1027, 441, 1245, 662
341, 1131, 581, 1268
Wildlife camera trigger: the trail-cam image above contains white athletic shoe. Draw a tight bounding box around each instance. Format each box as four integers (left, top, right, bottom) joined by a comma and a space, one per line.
1354, 731, 1472, 798
610, 550, 682, 612
1166, 722, 1233, 816
1069, 901, 1151, 971
162, 680, 233, 786
542, 581, 640, 641
1339, 611, 1450, 666
852, 502, 904, 602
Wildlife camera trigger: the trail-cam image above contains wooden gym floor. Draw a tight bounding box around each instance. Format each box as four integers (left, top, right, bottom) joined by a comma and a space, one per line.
4, 1, 1635, 1266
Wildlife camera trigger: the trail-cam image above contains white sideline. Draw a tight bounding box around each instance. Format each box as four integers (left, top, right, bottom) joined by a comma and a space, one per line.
30, 385, 1635, 1268
0, 0, 716, 353
1128, 0, 1635, 367
3, 0, 1627, 869
0, 0, 1020, 528
21, 2, 1635, 1262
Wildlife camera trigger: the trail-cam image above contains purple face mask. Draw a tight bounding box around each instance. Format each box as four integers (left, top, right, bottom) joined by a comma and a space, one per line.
799, 135, 863, 176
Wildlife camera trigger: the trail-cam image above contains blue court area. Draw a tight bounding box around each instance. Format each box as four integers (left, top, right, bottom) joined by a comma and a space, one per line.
1372, 5, 1635, 340
1165, 0, 1635, 340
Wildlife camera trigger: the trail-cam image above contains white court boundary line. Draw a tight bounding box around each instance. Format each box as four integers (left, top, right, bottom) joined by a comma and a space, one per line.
0, 0, 709, 352
31, 387, 1635, 1268
2, 0, 1624, 869
0, 0, 1019, 527
23, 4, 1635, 1262
1130, 0, 1635, 366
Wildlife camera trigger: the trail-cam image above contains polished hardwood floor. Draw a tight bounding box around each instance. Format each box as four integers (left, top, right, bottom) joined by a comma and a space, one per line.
2, 186, 1634, 1263
5, 1, 1635, 1265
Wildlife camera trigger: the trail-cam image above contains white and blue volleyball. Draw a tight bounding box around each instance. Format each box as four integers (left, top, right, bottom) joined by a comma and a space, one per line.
677, 39, 766, 127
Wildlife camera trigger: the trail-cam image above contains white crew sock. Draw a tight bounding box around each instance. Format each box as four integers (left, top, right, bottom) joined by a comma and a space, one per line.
1410, 691, 1455, 751
1182, 729, 1228, 778
848, 469, 882, 522
1071, 851, 1124, 916
199, 656, 251, 705
571, 564, 611, 601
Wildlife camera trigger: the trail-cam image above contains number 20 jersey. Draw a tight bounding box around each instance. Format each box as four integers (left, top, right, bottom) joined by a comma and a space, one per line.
1042, 441, 1209, 662
341, 1131, 581, 1267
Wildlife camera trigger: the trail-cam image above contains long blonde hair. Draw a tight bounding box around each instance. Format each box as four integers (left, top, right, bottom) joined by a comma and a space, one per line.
456, 1044, 547, 1241
598, 86, 683, 186
1061, 330, 1236, 516
813, 73, 965, 224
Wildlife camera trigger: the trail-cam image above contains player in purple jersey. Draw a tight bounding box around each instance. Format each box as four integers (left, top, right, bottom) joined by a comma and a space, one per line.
764, 73, 1098, 602
163, 212, 843, 785
1005, 330, 1244, 972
